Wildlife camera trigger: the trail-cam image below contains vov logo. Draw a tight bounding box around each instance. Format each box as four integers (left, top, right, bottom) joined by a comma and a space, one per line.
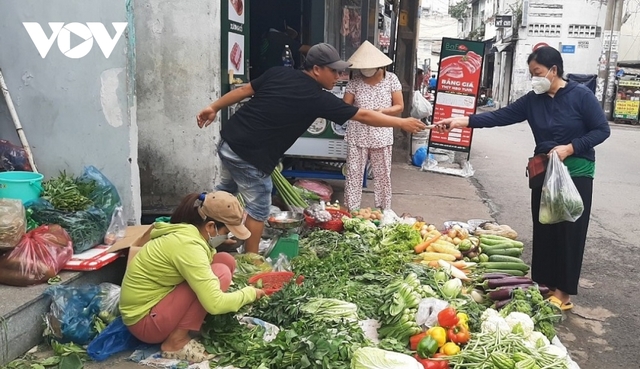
23, 22, 128, 59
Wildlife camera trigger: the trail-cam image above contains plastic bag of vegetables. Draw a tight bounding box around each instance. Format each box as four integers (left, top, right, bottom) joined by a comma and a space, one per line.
44, 284, 103, 345
0, 198, 26, 251
28, 198, 109, 254
351, 347, 423, 369
538, 151, 584, 224
76, 165, 122, 221
0, 225, 73, 286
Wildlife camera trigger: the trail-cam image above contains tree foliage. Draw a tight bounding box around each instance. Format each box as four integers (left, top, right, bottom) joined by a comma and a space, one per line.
449, 0, 468, 20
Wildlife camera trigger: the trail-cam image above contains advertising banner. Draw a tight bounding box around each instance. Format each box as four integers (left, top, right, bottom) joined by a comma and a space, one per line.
429, 38, 486, 156
614, 80, 640, 121
221, 0, 250, 125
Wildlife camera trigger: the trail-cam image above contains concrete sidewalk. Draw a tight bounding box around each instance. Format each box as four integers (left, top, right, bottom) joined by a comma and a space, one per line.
333, 162, 493, 227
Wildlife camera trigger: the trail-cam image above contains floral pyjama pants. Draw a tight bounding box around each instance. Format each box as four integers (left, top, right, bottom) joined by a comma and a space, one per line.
344, 145, 393, 211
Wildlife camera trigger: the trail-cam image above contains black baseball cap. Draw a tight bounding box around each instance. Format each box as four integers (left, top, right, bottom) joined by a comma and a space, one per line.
304, 43, 351, 70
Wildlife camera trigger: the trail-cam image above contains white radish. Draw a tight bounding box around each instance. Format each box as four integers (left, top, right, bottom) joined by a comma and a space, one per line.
438, 259, 470, 281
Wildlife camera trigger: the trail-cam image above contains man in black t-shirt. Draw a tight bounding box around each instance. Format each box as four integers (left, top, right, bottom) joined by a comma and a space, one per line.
197, 43, 426, 254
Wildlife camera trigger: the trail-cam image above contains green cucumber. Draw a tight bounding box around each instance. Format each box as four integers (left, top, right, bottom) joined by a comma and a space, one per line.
480, 262, 529, 271
483, 269, 526, 276
482, 247, 523, 257
478, 237, 510, 246
489, 255, 525, 263
481, 241, 523, 249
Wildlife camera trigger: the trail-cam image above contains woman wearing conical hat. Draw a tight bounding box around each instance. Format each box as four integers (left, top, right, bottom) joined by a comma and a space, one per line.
343, 41, 404, 211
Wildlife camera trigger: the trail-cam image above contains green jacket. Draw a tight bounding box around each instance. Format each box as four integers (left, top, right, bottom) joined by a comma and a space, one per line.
119, 222, 256, 326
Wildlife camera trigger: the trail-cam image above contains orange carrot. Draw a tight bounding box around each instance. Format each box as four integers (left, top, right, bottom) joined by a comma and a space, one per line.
447, 260, 469, 270
414, 234, 441, 253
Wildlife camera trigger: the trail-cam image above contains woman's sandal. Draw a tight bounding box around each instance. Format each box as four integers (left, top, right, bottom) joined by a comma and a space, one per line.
161, 339, 214, 363
546, 295, 574, 311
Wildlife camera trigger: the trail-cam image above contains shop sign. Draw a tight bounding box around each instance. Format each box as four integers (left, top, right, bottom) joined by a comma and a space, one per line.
428, 38, 485, 154
495, 15, 513, 28
614, 100, 640, 120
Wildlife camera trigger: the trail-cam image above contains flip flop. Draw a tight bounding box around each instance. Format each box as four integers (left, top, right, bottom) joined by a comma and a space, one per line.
546, 296, 573, 311
161, 339, 214, 363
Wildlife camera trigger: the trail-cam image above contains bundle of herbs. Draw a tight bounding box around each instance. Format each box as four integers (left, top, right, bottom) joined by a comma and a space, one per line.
42, 171, 95, 212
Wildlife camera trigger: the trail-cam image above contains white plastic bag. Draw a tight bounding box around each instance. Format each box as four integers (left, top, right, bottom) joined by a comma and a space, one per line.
104, 206, 126, 245
410, 91, 432, 119
416, 298, 449, 328
539, 151, 584, 224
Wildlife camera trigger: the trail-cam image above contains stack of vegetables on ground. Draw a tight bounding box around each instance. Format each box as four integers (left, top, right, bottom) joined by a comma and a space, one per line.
196, 218, 573, 369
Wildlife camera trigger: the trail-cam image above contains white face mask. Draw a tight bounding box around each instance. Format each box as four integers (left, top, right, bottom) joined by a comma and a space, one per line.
531, 68, 554, 94
207, 226, 227, 248
360, 68, 378, 77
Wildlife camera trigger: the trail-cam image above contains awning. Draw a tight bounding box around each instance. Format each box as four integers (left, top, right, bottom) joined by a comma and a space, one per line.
492, 41, 515, 53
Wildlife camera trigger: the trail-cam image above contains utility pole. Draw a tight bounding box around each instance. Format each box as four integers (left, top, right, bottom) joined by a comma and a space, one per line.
393, 0, 421, 162
597, 0, 624, 119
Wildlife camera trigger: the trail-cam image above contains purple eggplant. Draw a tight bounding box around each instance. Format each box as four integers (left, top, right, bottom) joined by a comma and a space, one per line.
537, 285, 550, 295
488, 284, 535, 301
482, 272, 513, 280
494, 299, 511, 310
484, 276, 534, 289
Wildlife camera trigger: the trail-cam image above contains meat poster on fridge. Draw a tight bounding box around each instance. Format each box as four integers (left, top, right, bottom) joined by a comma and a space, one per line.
228, 32, 245, 75
429, 38, 485, 154
229, 0, 245, 24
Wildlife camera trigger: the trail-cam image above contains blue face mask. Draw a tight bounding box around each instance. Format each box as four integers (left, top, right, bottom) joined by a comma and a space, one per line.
207, 226, 227, 248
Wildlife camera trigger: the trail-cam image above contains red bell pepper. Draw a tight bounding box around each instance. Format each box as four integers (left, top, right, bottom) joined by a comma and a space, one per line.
410, 332, 428, 351
414, 354, 449, 369
437, 307, 459, 328
447, 324, 471, 345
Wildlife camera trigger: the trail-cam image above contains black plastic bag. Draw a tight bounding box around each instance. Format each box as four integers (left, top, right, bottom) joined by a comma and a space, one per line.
0, 139, 32, 172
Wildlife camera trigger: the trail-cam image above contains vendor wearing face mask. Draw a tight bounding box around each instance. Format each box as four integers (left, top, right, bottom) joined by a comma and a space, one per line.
342, 41, 403, 211
434, 47, 610, 312
120, 191, 265, 363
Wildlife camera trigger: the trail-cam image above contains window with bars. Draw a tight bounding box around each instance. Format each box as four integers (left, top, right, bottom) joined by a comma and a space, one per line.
527, 23, 562, 37
568, 24, 598, 38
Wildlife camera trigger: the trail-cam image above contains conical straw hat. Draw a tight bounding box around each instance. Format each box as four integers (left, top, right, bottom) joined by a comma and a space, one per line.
347, 40, 393, 69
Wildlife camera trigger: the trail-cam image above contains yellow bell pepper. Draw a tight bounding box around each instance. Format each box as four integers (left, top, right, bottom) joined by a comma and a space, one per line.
426, 326, 447, 347
439, 341, 461, 355
456, 313, 469, 330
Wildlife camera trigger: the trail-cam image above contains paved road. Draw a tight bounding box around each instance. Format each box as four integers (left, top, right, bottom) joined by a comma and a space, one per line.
469, 122, 639, 368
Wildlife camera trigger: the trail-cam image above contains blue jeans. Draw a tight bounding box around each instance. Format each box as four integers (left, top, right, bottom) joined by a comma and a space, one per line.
216, 141, 273, 221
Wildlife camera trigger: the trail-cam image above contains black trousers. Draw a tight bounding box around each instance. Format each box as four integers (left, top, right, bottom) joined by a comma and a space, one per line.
530, 177, 593, 295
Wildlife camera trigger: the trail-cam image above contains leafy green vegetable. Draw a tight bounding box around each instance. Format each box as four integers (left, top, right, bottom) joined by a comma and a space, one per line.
202, 314, 372, 369
499, 287, 562, 340
42, 172, 93, 212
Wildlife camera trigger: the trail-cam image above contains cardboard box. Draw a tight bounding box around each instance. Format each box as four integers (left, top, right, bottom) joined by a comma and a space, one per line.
105, 225, 154, 265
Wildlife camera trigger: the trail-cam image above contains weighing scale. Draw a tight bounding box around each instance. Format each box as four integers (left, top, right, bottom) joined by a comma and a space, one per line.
263, 211, 305, 260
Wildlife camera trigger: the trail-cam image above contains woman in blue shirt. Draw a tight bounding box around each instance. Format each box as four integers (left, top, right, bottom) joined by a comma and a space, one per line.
435, 47, 610, 311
